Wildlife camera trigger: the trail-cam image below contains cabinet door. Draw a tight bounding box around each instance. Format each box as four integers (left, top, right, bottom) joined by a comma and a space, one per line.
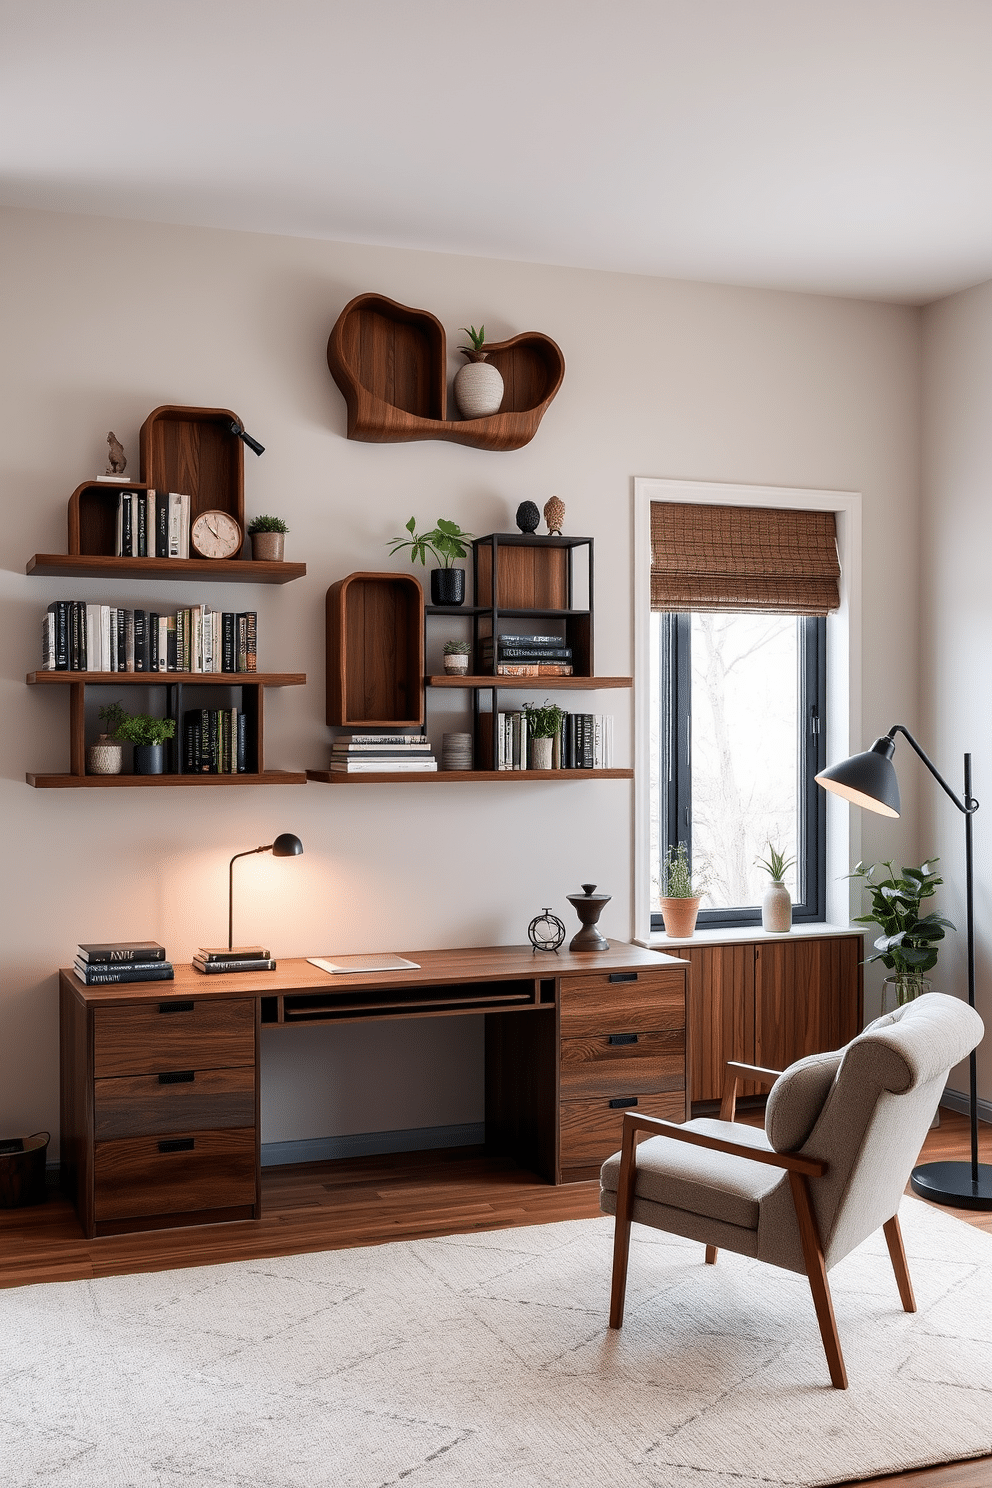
754, 937, 862, 1072
677, 945, 754, 1103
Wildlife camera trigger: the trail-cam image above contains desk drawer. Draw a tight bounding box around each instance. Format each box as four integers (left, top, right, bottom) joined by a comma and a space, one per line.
559, 971, 686, 1038
93, 999, 255, 1077
94, 1067, 256, 1140
559, 1092, 685, 1168
93, 1128, 257, 1221
559, 1030, 685, 1100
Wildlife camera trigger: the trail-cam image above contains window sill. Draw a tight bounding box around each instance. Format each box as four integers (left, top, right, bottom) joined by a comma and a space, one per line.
636, 921, 864, 951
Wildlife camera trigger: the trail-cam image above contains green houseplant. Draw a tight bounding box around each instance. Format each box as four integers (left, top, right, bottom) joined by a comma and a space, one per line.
523, 701, 565, 771
755, 843, 797, 934
247, 513, 289, 562
849, 859, 955, 1006
659, 842, 708, 939
114, 712, 177, 776
388, 516, 474, 606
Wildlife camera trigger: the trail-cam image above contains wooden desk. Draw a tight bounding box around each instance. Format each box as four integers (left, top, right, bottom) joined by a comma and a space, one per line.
60, 942, 690, 1238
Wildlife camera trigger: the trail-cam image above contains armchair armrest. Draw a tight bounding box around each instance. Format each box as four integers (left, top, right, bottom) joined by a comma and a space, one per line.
618, 1110, 826, 1178
720, 1060, 784, 1121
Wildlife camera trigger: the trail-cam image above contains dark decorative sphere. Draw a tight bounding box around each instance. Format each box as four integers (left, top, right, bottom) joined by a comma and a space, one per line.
515, 501, 540, 534
528, 907, 566, 953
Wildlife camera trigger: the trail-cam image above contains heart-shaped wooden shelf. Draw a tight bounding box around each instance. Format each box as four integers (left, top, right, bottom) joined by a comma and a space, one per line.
327, 293, 564, 452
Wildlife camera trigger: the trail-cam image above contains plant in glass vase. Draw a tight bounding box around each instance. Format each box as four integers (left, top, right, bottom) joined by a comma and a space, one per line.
848, 859, 955, 1008
659, 842, 708, 939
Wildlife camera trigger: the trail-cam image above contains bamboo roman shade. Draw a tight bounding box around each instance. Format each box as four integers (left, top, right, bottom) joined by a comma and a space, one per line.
650, 503, 841, 615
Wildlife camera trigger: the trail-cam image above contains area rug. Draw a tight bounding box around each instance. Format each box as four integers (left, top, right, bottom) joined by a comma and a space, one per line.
1, 1197, 990, 1488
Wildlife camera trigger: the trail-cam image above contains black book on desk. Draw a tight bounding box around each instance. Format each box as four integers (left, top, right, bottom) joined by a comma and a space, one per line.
74, 961, 175, 985
77, 940, 167, 964
193, 957, 276, 974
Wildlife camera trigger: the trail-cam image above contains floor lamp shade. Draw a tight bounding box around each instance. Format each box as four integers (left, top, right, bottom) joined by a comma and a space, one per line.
815, 736, 901, 818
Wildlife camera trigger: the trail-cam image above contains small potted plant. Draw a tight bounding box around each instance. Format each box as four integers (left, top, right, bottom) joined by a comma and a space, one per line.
114, 712, 177, 775
658, 842, 708, 939
755, 843, 796, 934
388, 516, 474, 606
453, 324, 504, 420
87, 700, 127, 775
443, 640, 472, 675
247, 514, 289, 562
848, 859, 954, 1008
523, 701, 565, 771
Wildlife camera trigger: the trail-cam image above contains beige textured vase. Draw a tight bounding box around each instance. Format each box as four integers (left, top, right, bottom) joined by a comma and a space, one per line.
86, 734, 123, 775
453, 360, 504, 419
531, 736, 553, 771
251, 532, 284, 562
658, 896, 702, 938
761, 881, 792, 933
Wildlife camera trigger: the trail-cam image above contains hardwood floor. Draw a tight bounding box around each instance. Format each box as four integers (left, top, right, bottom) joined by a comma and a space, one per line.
1, 1110, 989, 1487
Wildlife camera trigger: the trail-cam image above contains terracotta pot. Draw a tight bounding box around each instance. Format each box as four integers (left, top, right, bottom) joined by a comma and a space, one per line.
251, 531, 285, 562
658, 896, 702, 938
761, 881, 792, 933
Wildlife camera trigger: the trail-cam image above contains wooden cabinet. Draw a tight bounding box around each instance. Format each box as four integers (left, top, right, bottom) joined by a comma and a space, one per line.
671, 932, 863, 1106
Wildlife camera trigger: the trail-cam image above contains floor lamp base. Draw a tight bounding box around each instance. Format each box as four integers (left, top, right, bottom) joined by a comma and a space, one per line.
910, 1160, 992, 1211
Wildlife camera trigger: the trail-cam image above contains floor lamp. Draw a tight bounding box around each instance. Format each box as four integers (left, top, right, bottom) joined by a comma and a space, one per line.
816, 724, 992, 1210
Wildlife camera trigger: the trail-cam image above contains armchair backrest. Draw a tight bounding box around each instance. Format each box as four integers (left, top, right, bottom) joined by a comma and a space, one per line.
757, 993, 983, 1272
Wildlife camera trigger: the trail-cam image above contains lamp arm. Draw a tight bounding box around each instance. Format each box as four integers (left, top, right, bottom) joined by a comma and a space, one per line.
887, 726, 979, 816
228, 846, 270, 950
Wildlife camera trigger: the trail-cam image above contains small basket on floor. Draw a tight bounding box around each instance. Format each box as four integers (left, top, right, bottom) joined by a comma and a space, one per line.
0, 1131, 50, 1208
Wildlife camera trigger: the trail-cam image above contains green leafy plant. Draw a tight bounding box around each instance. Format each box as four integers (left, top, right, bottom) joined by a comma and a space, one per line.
97, 700, 128, 738
523, 701, 565, 739
755, 844, 796, 884
443, 640, 472, 655
458, 325, 486, 355
662, 842, 708, 899
848, 859, 955, 976
388, 517, 473, 569
113, 713, 177, 748
247, 514, 289, 535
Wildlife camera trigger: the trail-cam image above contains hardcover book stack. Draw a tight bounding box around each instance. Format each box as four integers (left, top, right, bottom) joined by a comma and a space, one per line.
493, 711, 615, 770
478, 633, 574, 676
183, 708, 250, 773
73, 941, 174, 985
113, 490, 192, 559
42, 603, 257, 673
193, 946, 276, 974
329, 732, 437, 773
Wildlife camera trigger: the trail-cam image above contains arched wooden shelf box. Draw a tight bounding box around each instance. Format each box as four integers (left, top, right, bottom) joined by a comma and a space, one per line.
327, 293, 565, 452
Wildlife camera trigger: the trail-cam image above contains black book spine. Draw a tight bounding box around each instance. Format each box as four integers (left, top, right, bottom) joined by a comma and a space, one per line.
121, 494, 133, 557
136, 492, 147, 557
221, 612, 235, 673
69, 601, 81, 670
155, 490, 169, 558
183, 712, 200, 773
582, 713, 594, 769
244, 612, 256, 671
79, 965, 175, 985
116, 609, 127, 672
237, 711, 248, 772
166, 619, 177, 673
149, 613, 160, 672
133, 610, 147, 672
48, 602, 69, 670
78, 945, 166, 963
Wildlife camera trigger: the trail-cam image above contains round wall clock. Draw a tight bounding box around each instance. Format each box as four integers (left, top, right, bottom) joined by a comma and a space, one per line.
191, 510, 243, 559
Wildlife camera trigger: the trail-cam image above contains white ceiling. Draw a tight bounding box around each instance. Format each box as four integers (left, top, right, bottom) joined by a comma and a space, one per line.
3, 0, 992, 304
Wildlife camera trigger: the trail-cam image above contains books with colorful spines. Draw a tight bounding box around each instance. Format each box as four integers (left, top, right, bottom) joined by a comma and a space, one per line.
196, 945, 270, 961
192, 957, 277, 973
77, 941, 167, 963
495, 663, 573, 676
74, 962, 175, 985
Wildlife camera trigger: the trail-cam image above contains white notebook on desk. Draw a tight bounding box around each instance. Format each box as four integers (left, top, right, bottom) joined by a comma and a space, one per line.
307, 953, 421, 974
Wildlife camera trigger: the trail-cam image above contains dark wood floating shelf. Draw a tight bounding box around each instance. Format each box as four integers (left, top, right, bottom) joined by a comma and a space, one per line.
27, 671, 306, 687
28, 771, 308, 790
426, 675, 631, 690
328, 292, 564, 452
26, 555, 306, 584
306, 768, 633, 785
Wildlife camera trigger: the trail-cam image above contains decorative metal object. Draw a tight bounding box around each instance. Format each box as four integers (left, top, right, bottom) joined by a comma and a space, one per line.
544, 495, 566, 536
515, 500, 540, 533
528, 908, 566, 953
566, 883, 611, 951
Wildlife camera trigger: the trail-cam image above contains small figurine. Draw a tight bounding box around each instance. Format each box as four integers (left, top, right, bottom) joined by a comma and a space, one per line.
544, 495, 565, 536
106, 432, 127, 477
515, 500, 540, 534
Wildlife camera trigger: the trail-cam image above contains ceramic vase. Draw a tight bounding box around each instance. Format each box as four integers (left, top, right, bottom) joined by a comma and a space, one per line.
431, 568, 465, 606
453, 360, 504, 420
761, 881, 792, 934
251, 532, 284, 562
658, 896, 702, 938
133, 743, 165, 775
443, 652, 470, 675
86, 734, 123, 775
531, 736, 553, 771
566, 884, 611, 951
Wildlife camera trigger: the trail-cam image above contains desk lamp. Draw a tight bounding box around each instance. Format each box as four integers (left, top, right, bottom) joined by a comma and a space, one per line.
228, 833, 303, 955
817, 726, 991, 1210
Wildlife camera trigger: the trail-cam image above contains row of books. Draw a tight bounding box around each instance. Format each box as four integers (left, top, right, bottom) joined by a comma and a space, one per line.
114, 489, 194, 559
477, 633, 574, 677
73, 940, 174, 985
495, 711, 615, 771
42, 602, 257, 673
183, 708, 250, 773
328, 732, 438, 773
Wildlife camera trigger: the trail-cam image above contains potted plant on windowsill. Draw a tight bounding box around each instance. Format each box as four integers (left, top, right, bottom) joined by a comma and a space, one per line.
247, 514, 289, 562
756, 843, 797, 934
848, 859, 955, 1008
388, 516, 474, 605
659, 842, 708, 938
114, 712, 177, 775
522, 701, 565, 771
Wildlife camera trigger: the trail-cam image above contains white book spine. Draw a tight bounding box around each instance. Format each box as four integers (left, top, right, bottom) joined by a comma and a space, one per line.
42, 613, 55, 669
158, 615, 168, 672
179, 492, 190, 560
85, 605, 96, 673
168, 492, 182, 558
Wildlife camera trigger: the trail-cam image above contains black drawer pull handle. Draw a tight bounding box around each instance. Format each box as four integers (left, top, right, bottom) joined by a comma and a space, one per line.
609, 972, 638, 984
159, 1001, 194, 1014
609, 1096, 639, 1109
157, 1138, 194, 1154
608, 1033, 639, 1046
158, 1070, 195, 1085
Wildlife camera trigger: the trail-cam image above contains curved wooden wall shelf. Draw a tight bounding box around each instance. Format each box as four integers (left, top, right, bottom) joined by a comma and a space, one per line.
327, 292, 564, 452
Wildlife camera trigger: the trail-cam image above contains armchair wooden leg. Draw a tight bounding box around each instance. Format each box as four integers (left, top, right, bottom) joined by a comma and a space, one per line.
609, 1117, 639, 1329
705, 1245, 718, 1265
788, 1170, 848, 1390
882, 1215, 917, 1313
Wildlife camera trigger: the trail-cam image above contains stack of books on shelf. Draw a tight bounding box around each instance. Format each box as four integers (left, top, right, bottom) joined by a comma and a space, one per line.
183, 708, 250, 773
329, 732, 437, 773
193, 946, 276, 974
478, 634, 574, 676
42, 602, 257, 673
73, 941, 174, 985
113, 490, 192, 559
493, 711, 615, 770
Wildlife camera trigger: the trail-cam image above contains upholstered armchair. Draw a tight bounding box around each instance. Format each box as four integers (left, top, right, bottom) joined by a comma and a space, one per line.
600, 992, 984, 1388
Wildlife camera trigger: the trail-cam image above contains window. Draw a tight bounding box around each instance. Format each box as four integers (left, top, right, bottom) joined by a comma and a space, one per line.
650, 609, 826, 928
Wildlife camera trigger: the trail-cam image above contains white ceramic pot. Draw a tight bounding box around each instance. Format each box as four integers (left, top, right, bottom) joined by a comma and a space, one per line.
453, 360, 504, 420
87, 734, 123, 775
761, 881, 792, 933
531, 736, 553, 771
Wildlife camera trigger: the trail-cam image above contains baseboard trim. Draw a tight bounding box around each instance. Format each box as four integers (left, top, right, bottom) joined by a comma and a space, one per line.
260, 1122, 486, 1168
940, 1087, 992, 1124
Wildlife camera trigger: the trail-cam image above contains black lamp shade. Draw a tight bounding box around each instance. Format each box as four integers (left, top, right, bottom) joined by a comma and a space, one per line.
271, 833, 303, 857
815, 736, 901, 818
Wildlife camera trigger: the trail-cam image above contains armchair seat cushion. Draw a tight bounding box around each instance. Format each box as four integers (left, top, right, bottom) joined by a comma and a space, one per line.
600, 1118, 784, 1231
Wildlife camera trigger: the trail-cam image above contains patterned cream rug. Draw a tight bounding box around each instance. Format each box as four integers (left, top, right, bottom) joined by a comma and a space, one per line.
1, 1196, 990, 1487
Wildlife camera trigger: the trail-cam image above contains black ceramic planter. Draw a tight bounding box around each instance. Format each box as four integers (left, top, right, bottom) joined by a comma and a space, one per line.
133, 743, 165, 775
430, 568, 465, 606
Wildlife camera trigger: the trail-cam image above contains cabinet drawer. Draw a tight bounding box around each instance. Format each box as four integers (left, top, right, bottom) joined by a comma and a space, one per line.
93, 999, 255, 1077
93, 1128, 257, 1221
94, 1066, 256, 1140
559, 970, 686, 1038
559, 1091, 685, 1168
559, 1030, 685, 1100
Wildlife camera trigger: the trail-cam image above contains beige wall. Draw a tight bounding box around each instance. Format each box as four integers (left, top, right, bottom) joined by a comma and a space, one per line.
0, 206, 923, 1153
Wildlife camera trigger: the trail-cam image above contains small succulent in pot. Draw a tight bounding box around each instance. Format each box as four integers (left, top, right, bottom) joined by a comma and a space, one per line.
755, 843, 796, 934
442, 639, 472, 674
247, 514, 289, 562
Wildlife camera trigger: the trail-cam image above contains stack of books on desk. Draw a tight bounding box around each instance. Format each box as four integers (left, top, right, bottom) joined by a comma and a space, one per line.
193, 946, 276, 974
478, 634, 574, 676
74, 941, 174, 985
329, 733, 438, 773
